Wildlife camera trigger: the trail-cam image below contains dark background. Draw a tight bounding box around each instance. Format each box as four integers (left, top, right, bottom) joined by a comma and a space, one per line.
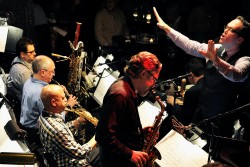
0, 0, 250, 109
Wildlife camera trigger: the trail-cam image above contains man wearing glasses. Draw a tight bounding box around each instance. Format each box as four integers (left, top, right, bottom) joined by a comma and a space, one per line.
96, 51, 162, 167
20, 55, 78, 147
153, 7, 250, 152
7, 37, 36, 123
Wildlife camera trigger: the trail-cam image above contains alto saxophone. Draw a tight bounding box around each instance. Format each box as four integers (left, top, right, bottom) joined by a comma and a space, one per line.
142, 89, 166, 167
65, 108, 98, 126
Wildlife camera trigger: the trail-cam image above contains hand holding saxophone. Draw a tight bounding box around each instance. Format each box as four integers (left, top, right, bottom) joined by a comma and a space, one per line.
130, 150, 149, 167
73, 116, 87, 129
66, 94, 78, 108
52, 79, 80, 108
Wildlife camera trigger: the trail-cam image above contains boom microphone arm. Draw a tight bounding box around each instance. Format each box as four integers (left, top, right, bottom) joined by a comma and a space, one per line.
154, 73, 192, 88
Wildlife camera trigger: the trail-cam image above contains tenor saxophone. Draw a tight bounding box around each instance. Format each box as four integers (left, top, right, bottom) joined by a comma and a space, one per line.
142, 89, 166, 167
65, 108, 98, 126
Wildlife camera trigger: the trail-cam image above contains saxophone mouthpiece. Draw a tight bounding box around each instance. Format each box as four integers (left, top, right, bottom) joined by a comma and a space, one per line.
51, 53, 70, 60
68, 41, 74, 50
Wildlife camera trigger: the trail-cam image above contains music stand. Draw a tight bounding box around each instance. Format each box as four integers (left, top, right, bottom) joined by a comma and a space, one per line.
0, 26, 23, 53
92, 69, 117, 106
0, 26, 8, 52
217, 137, 249, 167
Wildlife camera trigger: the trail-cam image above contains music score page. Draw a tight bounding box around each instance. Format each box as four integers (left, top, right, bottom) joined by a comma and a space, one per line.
155, 130, 209, 167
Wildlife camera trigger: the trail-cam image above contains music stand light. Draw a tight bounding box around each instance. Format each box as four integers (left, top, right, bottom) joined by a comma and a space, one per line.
0, 152, 36, 165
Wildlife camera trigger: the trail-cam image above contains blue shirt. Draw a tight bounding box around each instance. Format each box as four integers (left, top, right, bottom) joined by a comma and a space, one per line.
20, 77, 48, 128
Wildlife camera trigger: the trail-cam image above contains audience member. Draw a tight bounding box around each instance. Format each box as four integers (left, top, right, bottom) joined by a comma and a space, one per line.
7, 37, 36, 122
163, 2, 185, 34
186, 0, 221, 42
33, 1, 52, 55
94, 0, 129, 47
20, 55, 77, 145
96, 51, 162, 167
6, 0, 35, 39
38, 84, 98, 166
154, 7, 250, 140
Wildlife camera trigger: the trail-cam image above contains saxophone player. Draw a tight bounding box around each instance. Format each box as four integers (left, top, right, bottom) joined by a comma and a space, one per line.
96, 51, 162, 167
38, 84, 99, 166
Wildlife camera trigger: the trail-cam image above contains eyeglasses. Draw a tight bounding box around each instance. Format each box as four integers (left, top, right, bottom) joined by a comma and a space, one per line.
25, 50, 36, 54
224, 25, 240, 34
147, 70, 158, 83
43, 69, 55, 74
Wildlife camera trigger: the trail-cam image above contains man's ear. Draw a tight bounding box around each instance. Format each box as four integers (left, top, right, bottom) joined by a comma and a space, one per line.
20, 52, 26, 58
238, 36, 244, 44
190, 72, 195, 78
40, 69, 46, 77
140, 69, 147, 78
51, 98, 56, 107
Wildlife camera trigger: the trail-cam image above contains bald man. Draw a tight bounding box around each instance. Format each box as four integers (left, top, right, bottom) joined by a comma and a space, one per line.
38, 84, 98, 166
20, 55, 77, 145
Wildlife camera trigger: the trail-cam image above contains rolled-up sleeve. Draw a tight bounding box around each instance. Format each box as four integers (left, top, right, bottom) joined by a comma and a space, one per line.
214, 56, 250, 82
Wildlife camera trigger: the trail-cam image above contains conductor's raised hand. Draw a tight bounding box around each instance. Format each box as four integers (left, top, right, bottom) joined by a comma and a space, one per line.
153, 7, 171, 33
198, 40, 218, 63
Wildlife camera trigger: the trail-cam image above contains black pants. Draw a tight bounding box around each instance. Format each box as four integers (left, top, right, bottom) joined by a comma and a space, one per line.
19, 125, 42, 150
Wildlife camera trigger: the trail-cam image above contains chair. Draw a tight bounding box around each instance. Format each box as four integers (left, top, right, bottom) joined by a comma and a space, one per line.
35, 147, 58, 167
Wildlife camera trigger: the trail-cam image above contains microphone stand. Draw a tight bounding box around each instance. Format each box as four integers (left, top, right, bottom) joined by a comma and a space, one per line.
0, 92, 14, 110
190, 102, 250, 128
154, 73, 192, 88
154, 73, 191, 109
189, 102, 250, 166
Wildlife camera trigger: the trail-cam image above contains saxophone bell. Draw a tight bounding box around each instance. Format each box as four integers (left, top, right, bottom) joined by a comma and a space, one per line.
171, 115, 192, 137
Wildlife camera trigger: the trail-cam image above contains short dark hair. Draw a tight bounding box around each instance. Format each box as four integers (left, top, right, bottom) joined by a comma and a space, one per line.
236, 16, 250, 39
16, 37, 35, 56
236, 16, 250, 53
185, 58, 205, 77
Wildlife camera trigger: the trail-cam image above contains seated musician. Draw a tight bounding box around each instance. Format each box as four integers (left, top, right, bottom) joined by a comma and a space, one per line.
168, 57, 205, 125
19, 55, 77, 147
38, 84, 99, 166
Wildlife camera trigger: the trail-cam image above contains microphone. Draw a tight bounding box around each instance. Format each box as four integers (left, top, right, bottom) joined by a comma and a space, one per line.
51, 53, 70, 59
154, 72, 192, 88
82, 71, 94, 90
93, 60, 112, 67
180, 78, 186, 97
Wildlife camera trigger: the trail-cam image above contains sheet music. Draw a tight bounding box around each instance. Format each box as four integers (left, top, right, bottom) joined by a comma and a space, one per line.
155, 130, 210, 167
0, 26, 8, 52
93, 69, 117, 105
138, 101, 167, 128
88, 56, 120, 87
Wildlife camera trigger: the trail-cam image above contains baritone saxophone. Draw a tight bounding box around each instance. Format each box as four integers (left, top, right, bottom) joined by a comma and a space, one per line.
67, 22, 89, 101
